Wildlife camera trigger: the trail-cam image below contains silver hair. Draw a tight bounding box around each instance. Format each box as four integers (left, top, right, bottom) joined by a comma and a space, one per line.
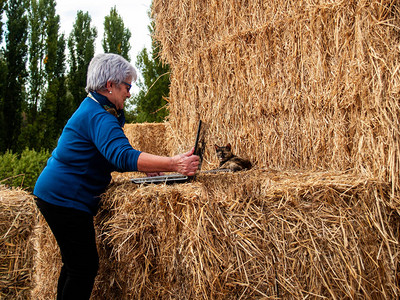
85, 53, 137, 93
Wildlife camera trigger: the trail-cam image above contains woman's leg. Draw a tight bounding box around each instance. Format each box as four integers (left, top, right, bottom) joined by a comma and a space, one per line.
36, 198, 99, 300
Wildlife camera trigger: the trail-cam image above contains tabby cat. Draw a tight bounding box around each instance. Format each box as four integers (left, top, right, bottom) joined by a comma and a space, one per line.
214, 143, 252, 172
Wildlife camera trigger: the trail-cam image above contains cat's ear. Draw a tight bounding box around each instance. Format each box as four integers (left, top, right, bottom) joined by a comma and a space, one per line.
226, 143, 231, 150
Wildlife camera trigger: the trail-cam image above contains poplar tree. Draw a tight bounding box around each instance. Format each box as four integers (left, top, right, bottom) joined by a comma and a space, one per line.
68, 10, 97, 110
53, 34, 70, 134
0, 1, 6, 151
0, 0, 5, 39
37, 0, 66, 149
20, 0, 67, 150
130, 20, 170, 123
27, 0, 46, 121
102, 6, 131, 60
2, 0, 28, 152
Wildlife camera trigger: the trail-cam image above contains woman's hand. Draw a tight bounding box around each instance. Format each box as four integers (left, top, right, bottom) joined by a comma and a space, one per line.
137, 148, 200, 176
172, 147, 200, 176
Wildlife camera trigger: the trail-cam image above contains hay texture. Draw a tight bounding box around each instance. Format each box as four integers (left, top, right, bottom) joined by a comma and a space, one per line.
123, 122, 169, 156
113, 122, 171, 181
152, 0, 400, 191
0, 185, 37, 299
30, 216, 61, 299
89, 171, 399, 299
24, 0, 400, 298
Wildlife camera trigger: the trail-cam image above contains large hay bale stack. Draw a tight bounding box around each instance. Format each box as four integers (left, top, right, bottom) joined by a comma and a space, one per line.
20, 171, 400, 299
90, 171, 400, 299
26, 1, 400, 299
153, 0, 400, 190
0, 186, 37, 299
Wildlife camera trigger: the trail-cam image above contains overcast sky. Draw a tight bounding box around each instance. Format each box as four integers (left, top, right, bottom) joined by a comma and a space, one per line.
56, 0, 153, 93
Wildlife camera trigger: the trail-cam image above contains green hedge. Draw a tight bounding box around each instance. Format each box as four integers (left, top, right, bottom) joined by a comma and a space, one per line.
0, 148, 50, 191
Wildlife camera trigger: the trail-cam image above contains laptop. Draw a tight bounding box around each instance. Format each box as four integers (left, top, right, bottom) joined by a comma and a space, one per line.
131, 120, 205, 185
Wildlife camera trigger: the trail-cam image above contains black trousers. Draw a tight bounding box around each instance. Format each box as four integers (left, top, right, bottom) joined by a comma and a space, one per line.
36, 198, 99, 300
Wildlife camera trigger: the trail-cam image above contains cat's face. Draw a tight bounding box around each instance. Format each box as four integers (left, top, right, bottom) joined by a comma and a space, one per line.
214, 143, 232, 161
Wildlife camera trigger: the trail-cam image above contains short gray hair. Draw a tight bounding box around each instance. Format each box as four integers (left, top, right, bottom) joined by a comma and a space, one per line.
85, 53, 137, 93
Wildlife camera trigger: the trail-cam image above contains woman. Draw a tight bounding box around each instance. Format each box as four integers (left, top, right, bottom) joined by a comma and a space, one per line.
33, 53, 199, 299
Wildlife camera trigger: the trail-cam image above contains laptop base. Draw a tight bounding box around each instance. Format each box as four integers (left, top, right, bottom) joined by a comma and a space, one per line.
132, 173, 192, 185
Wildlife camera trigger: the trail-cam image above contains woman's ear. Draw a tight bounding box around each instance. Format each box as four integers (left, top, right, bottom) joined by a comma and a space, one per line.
106, 81, 113, 93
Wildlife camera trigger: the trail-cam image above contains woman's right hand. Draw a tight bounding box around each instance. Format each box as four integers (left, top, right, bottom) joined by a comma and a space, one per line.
172, 147, 200, 176
137, 149, 199, 176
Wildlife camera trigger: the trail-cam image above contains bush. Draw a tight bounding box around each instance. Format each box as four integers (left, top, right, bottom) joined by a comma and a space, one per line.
0, 148, 50, 191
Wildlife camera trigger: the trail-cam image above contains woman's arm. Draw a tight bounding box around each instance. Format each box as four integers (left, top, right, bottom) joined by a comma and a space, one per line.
137, 147, 200, 176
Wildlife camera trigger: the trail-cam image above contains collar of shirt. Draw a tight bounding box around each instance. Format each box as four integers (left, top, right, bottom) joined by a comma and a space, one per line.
88, 91, 125, 127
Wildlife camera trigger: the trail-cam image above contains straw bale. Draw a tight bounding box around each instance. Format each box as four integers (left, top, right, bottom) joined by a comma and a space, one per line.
152, 0, 400, 191
30, 216, 61, 299
88, 170, 399, 299
113, 122, 171, 181
0, 185, 37, 299
123, 122, 169, 156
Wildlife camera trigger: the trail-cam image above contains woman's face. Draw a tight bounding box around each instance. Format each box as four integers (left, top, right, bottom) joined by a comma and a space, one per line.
108, 77, 132, 110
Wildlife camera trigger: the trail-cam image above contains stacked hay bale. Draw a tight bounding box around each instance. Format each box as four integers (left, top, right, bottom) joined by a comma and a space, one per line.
30, 217, 61, 299
113, 122, 169, 181
0, 186, 37, 299
91, 172, 400, 299
123, 122, 169, 156
30, 0, 400, 299
153, 0, 400, 191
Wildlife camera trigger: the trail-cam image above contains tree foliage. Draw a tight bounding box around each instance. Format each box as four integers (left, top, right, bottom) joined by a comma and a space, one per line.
0, 148, 50, 190
130, 21, 170, 123
0, 0, 5, 41
2, 0, 29, 153
19, 0, 68, 151
0, 54, 7, 152
38, 0, 68, 149
27, 0, 46, 119
102, 6, 131, 60
68, 10, 97, 110
0, 0, 7, 151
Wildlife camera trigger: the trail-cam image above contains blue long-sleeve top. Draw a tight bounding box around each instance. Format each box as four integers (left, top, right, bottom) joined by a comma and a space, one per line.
34, 93, 141, 215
